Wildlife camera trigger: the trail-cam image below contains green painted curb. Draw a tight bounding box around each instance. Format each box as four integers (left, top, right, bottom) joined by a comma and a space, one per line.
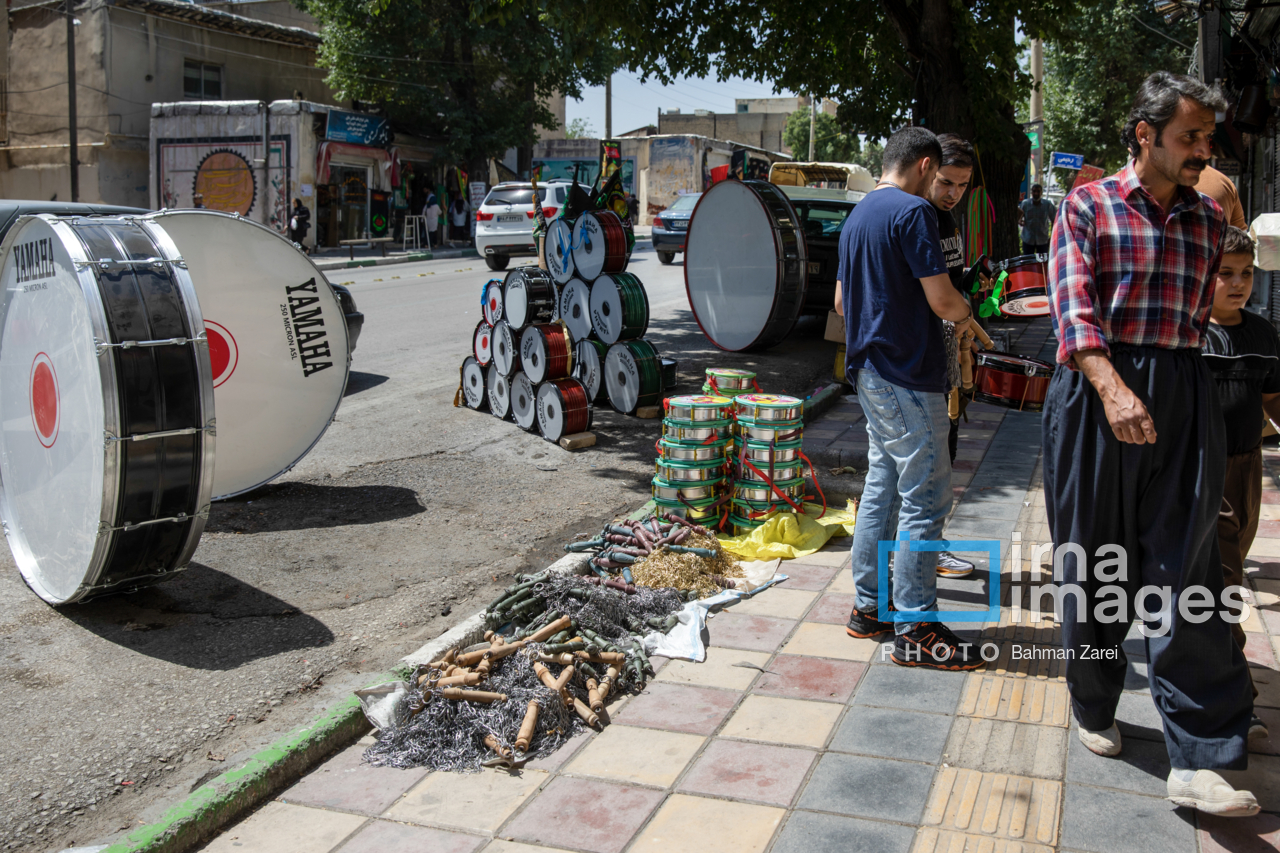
802, 383, 843, 425
627, 499, 658, 521
101, 669, 407, 853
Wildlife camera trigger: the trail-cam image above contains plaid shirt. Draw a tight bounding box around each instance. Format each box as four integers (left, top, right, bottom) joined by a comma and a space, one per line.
1049, 161, 1226, 364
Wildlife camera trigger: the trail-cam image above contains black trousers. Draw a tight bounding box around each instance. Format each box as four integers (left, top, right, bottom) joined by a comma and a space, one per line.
1041, 346, 1252, 770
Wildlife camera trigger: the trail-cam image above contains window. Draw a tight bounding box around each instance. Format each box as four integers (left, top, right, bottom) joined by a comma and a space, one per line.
668, 194, 700, 211
184, 60, 222, 100
792, 201, 854, 237
484, 187, 547, 206
737, 103, 748, 113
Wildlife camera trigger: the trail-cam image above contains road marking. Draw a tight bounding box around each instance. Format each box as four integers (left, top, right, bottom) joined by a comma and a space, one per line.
374, 278, 384, 282
392, 276, 401, 279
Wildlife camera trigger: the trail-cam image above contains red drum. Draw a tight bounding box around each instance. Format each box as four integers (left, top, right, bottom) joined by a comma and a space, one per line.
482, 279, 504, 326
973, 351, 1055, 412
473, 319, 493, 366
520, 322, 572, 384
572, 210, 628, 281
537, 378, 594, 441
994, 254, 1050, 317
685, 180, 807, 351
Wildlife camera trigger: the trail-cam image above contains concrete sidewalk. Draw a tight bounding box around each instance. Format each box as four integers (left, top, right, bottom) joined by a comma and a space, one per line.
190, 321, 1280, 853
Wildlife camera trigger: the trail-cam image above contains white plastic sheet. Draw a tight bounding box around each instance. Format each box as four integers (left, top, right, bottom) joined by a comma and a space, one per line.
641, 573, 789, 662
1250, 213, 1280, 270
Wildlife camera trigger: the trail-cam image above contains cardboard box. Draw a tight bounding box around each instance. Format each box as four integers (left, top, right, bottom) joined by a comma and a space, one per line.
825, 309, 845, 343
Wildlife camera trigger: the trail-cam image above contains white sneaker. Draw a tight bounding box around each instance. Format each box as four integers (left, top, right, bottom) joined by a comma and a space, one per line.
1249, 714, 1269, 741
1167, 769, 1260, 817
936, 551, 975, 578
1078, 723, 1122, 756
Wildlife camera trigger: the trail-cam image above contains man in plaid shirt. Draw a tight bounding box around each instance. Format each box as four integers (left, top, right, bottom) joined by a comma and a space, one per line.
1044, 72, 1257, 816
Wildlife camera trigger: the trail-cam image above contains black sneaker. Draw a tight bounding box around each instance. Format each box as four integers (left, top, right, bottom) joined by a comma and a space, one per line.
847, 603, 895, 639
892, 622, 983, 670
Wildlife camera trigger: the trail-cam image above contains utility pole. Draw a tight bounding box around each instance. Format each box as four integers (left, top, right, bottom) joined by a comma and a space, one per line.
1029, 39, 1043, 122
605, 73, 612, 139
66, 0, 78, 202
808, 96, 817, 161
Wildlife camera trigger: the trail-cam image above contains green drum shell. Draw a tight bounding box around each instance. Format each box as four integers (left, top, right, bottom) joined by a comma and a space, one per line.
739, 439, 803, 464
657, 438, 730, 462
653, 496, 722, 521
734, 478, 806, 502
665, 395, 732, 422
735, 417, 804, 443
651, 476, 726, 502
706, 368, 756, 391
734, 396, 804, 422
656, 458, 730, 482
738, 463, 805, 483
663, 418, 733, 442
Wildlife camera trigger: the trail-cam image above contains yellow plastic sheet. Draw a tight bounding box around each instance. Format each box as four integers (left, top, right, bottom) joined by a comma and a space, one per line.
717, 501, 858, 561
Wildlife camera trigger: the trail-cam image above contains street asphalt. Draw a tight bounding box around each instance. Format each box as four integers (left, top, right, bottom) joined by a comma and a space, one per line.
0, 241, 838, 852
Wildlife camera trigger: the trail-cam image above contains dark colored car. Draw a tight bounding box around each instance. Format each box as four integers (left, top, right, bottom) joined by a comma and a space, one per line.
778, 187, 856, 313
0, 201, 363, 351
651, 193, 701, 264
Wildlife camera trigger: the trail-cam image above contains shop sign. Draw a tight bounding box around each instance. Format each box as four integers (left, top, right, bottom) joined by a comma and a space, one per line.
326, 110, 392, 147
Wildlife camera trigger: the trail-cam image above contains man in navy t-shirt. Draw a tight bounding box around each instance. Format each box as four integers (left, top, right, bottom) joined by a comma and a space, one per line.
838, 126, 981, 671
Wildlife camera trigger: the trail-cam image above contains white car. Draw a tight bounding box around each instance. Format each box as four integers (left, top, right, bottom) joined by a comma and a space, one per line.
475, 181, 572, 271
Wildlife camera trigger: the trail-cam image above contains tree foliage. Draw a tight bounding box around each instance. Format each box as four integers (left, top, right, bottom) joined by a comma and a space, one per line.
1042, 0, 1195, 184
565, 117, 596, 139
782, 107, 857, 162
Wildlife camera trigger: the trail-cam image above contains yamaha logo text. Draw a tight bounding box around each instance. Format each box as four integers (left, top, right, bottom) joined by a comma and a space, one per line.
14, 237, 55, 284
280, 277, 333, 377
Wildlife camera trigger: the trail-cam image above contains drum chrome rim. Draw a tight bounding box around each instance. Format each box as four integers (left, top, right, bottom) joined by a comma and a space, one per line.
734, 478, 806, 501
733, 393, 804, 421
665, 394, 732, 421
651, 476, 726, 501
657, 438, 730, 461
738, 464, 805, 483
740, 438, 803, 462
976, 352, 1054, 377
655, 458, 730, 481
705, 368, 756, 390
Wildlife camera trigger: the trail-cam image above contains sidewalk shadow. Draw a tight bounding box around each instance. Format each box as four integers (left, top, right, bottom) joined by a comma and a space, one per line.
208, 483, 425, 534
345, 371, 389, 396
59, 563, 333, 670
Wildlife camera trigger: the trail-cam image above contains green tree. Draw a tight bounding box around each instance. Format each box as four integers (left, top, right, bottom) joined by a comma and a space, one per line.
850, 139, 884, 178
782, 107, 857, 162
565, 117, 596, 139
304, 0, 614, 179
1042, 0, 1195, 186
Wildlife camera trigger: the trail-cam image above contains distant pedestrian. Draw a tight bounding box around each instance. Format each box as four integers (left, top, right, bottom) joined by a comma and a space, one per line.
192, 192, 205, 209
450, 196, 469, 243
423, 193, 441, 247
1018, 183, 1054, 254
288, 199, 311, 250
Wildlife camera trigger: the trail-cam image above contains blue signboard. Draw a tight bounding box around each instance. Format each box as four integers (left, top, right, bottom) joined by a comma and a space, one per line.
326, 110, 392, 147
1050, 151, 1085, 170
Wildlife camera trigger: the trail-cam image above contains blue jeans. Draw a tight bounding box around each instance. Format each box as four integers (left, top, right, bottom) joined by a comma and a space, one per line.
850, 369, 953, 634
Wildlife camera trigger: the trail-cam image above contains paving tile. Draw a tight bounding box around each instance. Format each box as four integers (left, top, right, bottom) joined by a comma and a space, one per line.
720, 694, 843, 748
729, 588, 818, 619
1250, 705, 1280, 756
523, 729, 592, 772
655, 646, 771, 691
958, 674, 1070, 726
781, 562, 843, 591
773, 811, 915, 853
828, 569, 858, 594
923, 767, 1060, 846
501, 776, 663, 853
387, 768, 547, 833
1246, 632, 1278, 668
798, 752, 936, 824
677, 739, 816, 806
202, 802, 366, 853
609, 681, 740, 735
1249, 537, 1280, 558
804, 549, 853, 567
1112, 691, 1166, 742
982, 643, 1068, 680
781, 621, 879, 661
1219, 753, 1280, 812
483, 842, 577, 853
853, 662, 967, 713
945, 716, 1066, 778
564, 724, 703, 787
280, 742, 429, 815
912, 828, 1053, 853
707, 611, 797, 653
1058, 783, 1194, 853
628, 793, 784, 853
805, 592, 856, 625
830, 705, 952, 763
753, 654, 866, 703
1198, 811, 1280, 853
336, 821, 483, 853
951, 501, 1025, 521
1064, 728, 1168, 797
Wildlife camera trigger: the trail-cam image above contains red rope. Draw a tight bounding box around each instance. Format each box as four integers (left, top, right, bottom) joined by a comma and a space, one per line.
751, 378, 763, 392
799, 450, 827, 519
738, 455, 807, 515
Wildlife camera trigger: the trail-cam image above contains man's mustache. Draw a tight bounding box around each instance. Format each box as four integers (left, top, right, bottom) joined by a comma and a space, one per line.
1184, 158, 1209, 171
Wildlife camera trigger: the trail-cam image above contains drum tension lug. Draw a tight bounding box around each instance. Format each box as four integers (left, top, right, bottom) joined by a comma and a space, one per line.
104, 425, 215, 443
99, 507, 210, 535
95, 333, 206, 356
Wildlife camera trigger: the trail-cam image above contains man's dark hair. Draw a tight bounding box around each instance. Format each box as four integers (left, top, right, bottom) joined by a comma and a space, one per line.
1122, 72, 1227, 159
1222, 225, 1255, 258
882, 126, 943, 175
1031, 183, 1043, 192
936, 133, 975, 170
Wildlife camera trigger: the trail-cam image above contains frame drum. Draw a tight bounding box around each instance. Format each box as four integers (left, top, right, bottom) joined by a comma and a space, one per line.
461, 355, 487, 410
510, 371, 538, 431
545, 218, 576, 285
487, 363, 512, 420
558, 278, 593, 342
0, 215, 215, 604
685, 180, 808, 351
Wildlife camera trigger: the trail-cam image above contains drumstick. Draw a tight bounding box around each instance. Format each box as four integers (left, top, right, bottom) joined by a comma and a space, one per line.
948, 387, 960, 420
960, 347, 974, 389
969, 323, 994, 349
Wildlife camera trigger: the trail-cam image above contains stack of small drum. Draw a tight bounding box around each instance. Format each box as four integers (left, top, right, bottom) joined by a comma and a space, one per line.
728, 393, 808, 535
703, 367, 759, 399
653, 395, 735, 523
461, 208, 677, 441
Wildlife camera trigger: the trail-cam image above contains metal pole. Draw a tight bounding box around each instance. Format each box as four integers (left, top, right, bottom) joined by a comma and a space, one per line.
1029, 39, 1043, 122
808, 96, 817, 161
605, 73, 612, 139
66, 0, 78, 202
261, 101, 269, 226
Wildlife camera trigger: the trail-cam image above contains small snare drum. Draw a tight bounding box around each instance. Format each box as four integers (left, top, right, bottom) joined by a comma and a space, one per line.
734, 393, 804, 422
737, 462, 805, 483
653, 495, 723, 522
739, 439, 803, 465
665, 394, 733, 422
536, 377, 593, 441
655, 457, 730, 483
558, 277, 593, 342
503, 267, 558, 330
705, 367, 757, 396
994, 254, 1050, 317
663, 418, 734, 443
973, 351, 1055, 412
491, 320, 521, 376
545, 218, 576, 285
520, 322, 573, 384
651, 476, 726, 503
656, 437, 731, 462
605, 339, 662, 414
734, 479, 806, 502
572, 338, 609, 403
735, 416, 804, 443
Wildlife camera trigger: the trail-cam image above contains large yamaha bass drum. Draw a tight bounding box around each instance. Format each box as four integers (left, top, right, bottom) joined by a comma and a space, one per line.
684, 180, 807, 351
0, 215, 215, 604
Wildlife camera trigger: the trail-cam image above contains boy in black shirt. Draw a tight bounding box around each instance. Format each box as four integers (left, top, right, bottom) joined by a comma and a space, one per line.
1202, 225, 1280, 742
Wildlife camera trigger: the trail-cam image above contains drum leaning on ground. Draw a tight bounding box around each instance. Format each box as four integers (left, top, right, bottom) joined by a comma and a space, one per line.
510, 372, 538, 431
460, 356, 488, 410
661, 357, 678, 391
491, 320, 521, 376
473, 319, 493, 366
572, 210, 629, 281
503, 267, 558, 330
545, 218, 576, 285
590, 272, 649, 345
483, 279, 504, 326
145, 210, 350, 499
487, 363, 512, 419
572, 338, 609, 403
605, 339, 663, 414
685, 180, 808, 351
558, 278, 593, 342
0, 214, 216, 604
520, 322, 572, 384
536, 378, 593, 441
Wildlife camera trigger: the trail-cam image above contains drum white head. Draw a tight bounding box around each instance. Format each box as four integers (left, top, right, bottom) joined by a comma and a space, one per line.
492, 320, 519, 375
487, 363, 511, 418
573, 339, 604, 401
483, 280, 504, 326
504, 273, 532, 330
546, 219, 576, 284
510, 372, 537, 430
461, 356, 487, 409
590, 275, 624, 345
572, 213, 608, 281
520, 326, 548, 384
605, 344, 642, 413
473, 320, 493, 365
559, 279, 593, 342
145, 211, 349, 499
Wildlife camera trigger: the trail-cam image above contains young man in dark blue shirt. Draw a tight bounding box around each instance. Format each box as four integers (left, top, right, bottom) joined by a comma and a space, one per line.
838, 126, 982, 670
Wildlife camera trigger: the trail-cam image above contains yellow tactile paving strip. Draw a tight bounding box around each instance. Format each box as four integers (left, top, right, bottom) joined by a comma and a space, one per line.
981, 643, 1068, 680
923, 767, 1060, 846
959, 674, 1070, 726
912, 827, 1054, 853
